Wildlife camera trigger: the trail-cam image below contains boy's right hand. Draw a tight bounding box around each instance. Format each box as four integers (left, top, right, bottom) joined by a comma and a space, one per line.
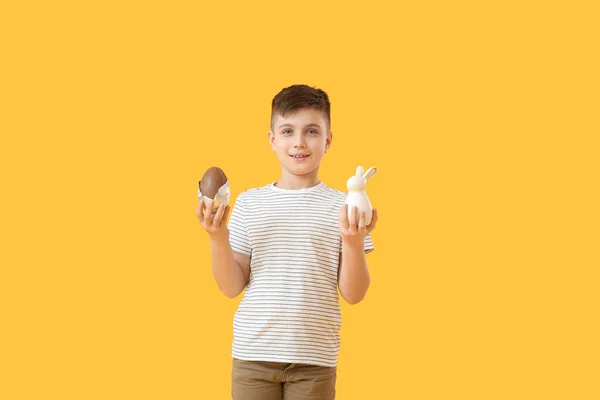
196, 199, 230, 241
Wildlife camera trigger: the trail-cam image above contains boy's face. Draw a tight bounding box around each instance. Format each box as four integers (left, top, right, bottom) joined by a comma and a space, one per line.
269, 107, 332, 179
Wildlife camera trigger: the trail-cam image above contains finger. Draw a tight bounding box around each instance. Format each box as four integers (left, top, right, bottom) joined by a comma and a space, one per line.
349, 206, 358, 231
367, 209, 378, 232
196, 199, 205, 220
222, 205, 231, 223
339, 204, 349, 230
212, 204, 225, 227
358, 210, 366, 230
204, 199, 214, 223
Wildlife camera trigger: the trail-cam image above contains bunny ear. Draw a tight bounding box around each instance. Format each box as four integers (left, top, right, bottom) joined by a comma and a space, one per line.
356, 166, 364, 176
363, 167, 377, 179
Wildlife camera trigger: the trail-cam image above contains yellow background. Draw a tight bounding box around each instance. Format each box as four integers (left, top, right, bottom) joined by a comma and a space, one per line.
1, 1, 598, 399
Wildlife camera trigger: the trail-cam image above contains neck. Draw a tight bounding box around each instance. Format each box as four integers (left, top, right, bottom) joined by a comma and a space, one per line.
275, 169, 321, 190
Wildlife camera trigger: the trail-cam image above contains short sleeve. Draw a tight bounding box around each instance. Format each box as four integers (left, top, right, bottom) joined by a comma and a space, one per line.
228, 194, 252, 257
364, 233, 375, 254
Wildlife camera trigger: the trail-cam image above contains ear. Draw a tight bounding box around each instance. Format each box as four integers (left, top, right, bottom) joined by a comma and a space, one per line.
325, 131, 333, 153
268, 131, 276, 150
363, 167, 377, 179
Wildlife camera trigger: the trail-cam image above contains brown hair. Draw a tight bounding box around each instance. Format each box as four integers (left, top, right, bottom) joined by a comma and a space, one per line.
271, 84, 331, 131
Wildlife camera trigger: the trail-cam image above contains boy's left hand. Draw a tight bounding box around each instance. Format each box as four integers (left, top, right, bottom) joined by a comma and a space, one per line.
339, 204, 378, 249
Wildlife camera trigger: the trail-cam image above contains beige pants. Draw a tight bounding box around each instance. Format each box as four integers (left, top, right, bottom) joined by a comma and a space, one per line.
232, 358, 337, 400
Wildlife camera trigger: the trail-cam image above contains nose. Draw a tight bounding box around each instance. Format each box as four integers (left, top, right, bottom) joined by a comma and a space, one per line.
294, 133, 306, 148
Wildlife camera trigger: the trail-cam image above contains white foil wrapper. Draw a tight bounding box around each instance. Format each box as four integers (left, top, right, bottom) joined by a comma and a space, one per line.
197, 180, 230, 210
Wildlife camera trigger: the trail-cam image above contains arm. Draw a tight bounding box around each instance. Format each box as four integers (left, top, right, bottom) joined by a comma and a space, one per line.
198, 199, 251, 298
338, 242, 370, 304
338, 205, 378, 305
211, 236, 251, 298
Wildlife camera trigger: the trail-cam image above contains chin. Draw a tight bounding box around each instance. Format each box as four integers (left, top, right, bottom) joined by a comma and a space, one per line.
291, 166, 317, 176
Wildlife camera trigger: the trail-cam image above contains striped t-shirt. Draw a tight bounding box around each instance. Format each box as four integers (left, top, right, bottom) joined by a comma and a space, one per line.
227, 181, 374, 367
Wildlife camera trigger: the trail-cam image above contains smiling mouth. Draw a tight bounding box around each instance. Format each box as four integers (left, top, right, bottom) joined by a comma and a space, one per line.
290, 154, 310, 159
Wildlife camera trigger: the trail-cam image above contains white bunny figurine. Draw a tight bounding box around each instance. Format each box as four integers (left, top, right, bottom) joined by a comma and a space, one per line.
345, 166, 377, 225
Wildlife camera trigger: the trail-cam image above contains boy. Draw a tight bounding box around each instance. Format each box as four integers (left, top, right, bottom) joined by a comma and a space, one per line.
196, 84, 378, 400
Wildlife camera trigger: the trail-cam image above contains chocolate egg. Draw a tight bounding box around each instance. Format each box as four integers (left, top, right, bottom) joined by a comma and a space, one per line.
199, 167, 228, 200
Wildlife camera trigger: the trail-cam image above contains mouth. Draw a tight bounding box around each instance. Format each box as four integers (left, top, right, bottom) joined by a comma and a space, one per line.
289, 154, 310, 160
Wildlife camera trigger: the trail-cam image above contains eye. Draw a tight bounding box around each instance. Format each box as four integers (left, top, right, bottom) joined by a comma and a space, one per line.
308, 129, 318, 135
282, 129, 292, 134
